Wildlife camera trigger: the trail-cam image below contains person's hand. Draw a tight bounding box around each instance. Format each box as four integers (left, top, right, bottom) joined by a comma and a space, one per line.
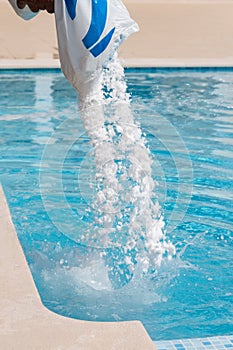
17, 0, 54, 13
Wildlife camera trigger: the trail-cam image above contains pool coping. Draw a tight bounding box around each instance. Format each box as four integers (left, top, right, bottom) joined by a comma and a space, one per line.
0, 183, 156, 349
1, 58, 233, 69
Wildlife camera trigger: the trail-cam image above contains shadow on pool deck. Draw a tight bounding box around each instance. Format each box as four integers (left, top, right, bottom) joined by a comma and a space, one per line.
0, 184, 155, 350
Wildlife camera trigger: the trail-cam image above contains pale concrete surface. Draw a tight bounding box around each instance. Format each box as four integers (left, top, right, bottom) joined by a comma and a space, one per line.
1, 0, 233, 66
0, 0, 57, 60
0, 184, 156, 350
119, 0, 233, 63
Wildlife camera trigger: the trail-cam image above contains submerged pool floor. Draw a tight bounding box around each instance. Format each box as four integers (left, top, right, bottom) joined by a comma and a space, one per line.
154, 335, 233, 350
0, 68, 232, 341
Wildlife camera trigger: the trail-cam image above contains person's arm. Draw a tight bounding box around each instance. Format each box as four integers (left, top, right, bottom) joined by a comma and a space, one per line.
8, 0, 38, 20
17, 0, 54, 14
8, 0, 54, 20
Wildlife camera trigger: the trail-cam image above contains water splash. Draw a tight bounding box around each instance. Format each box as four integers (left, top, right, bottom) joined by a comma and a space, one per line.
79, 54, 176, 288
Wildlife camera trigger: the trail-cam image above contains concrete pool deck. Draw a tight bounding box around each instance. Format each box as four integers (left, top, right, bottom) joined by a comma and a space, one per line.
1, 0, 233, 67
0, 184, 156, 349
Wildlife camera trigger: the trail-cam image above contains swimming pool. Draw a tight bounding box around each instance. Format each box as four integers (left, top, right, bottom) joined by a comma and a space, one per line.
0, 68, 232, 341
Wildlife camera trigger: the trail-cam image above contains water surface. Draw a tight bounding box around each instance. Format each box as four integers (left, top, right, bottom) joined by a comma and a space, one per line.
0, 68, 232, 340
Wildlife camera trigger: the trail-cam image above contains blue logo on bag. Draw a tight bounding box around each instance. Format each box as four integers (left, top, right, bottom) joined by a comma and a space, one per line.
82, 0, 115, 57
65, 0, 115, 57
65, 0, 77, 20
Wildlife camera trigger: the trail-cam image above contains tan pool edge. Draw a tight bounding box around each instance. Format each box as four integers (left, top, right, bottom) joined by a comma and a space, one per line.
0, 184, 156, 350
2, 57, 233, 69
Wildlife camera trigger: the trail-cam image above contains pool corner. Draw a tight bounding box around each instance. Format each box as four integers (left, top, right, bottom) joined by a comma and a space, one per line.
0, 183, 156, 350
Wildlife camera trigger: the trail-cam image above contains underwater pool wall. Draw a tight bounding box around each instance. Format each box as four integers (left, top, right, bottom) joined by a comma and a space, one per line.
0, 184, 156, 349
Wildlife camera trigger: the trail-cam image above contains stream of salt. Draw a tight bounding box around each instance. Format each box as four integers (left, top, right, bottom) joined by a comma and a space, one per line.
79, 54, 176, 288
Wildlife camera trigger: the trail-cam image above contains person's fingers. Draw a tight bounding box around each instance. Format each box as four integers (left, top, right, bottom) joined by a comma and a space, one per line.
17, 0, 54, 13
45, 0, 54, 13
29, 3, 40, 12
16, 0, 27, 9
17, 0, 39, 12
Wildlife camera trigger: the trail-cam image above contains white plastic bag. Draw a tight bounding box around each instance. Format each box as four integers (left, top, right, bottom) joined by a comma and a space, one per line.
55, 0, 139, 98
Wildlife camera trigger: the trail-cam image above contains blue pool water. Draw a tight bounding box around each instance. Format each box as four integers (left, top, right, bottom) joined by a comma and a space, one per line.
0, 68, 232, 340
